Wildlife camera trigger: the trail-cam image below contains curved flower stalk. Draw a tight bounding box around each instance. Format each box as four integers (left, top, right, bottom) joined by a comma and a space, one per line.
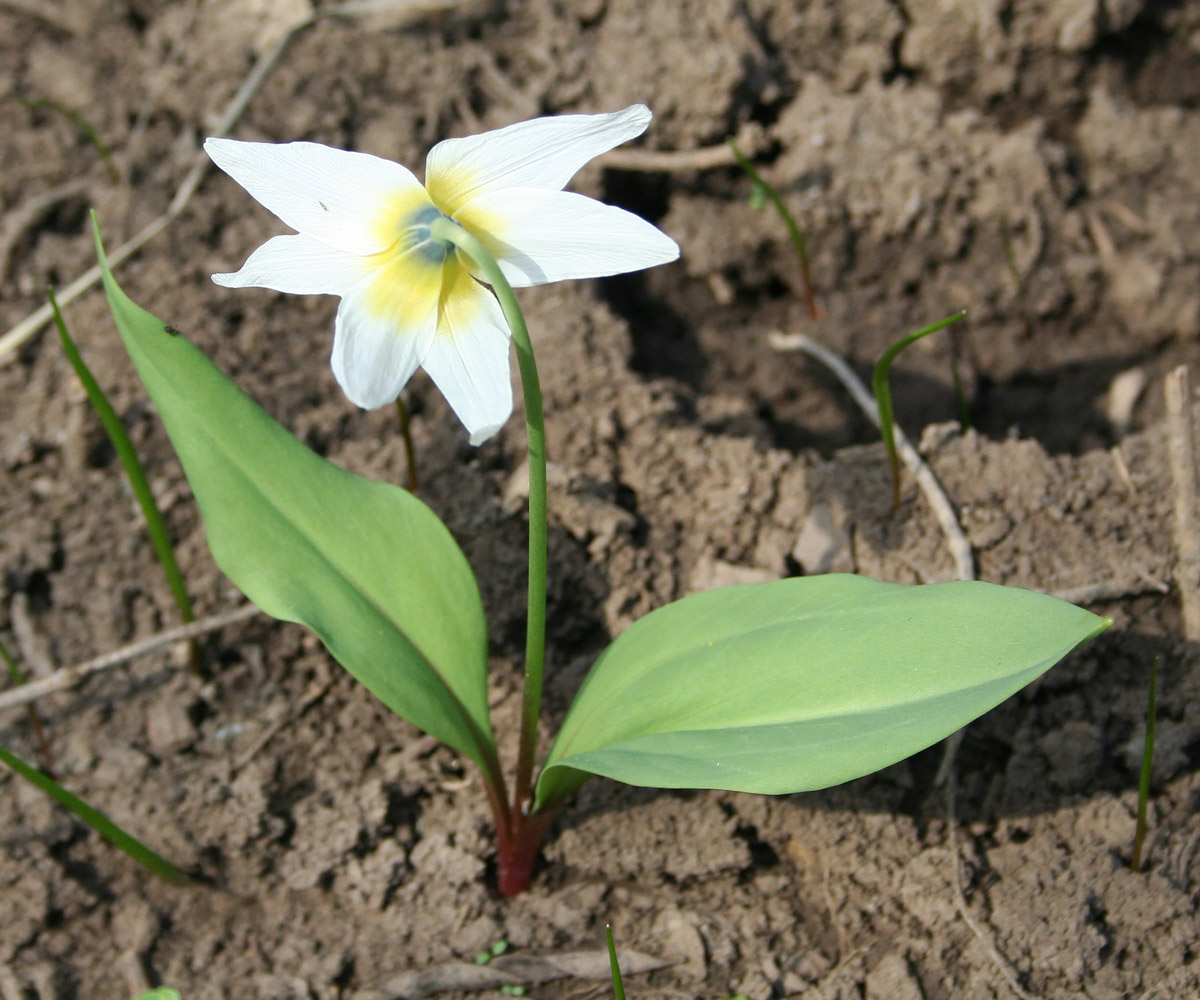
204, 105, 679, 444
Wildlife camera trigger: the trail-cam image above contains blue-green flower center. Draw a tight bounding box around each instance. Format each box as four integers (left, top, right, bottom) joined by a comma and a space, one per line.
405, 205, 454, 263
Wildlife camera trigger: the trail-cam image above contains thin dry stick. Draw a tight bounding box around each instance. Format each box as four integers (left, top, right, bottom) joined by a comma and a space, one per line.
768, 330, 975, 582
0, 603, 260, 713
0, 178, 92, 280
1164, 365, 1200, 641
602, 123, 765, 173
0, 0, 470, 365
945, 765, 1037, 1000
1049, 577, 1169, 606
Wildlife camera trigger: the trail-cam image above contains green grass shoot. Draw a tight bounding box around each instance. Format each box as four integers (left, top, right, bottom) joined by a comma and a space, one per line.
872, 311, 968, 509
49, 289, 195, 632
0, 633, 55, 774
606, 925, 626, 1000
1000, 215, 1023, 299
1131, 655, 1159, 871
395, 397, 418, 492
0, 743, 190, 884
133, 988, 182, 1000
13, 91, 120, 184
728, 138, 820, 320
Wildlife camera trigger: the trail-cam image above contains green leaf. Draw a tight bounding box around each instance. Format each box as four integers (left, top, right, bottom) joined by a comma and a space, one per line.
133, 990, 182, 1000
535, 576, 1108, 808
0, 744, 190, 884
91, 216, 497, 779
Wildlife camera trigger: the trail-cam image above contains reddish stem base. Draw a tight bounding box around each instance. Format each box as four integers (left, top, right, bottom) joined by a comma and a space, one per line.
494, 806, 559, 897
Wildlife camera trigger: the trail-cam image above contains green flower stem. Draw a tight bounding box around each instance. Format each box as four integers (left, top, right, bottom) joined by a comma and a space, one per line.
429, 218, 548, 823
50, 290, 196, 633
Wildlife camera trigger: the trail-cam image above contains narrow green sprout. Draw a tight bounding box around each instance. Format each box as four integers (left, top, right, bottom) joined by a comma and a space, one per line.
49, 289, 195, 633
133, 989, 182, 1000
872, 311, 968, 509
0, 744, 190, 883
1131, 655, 1159, 871
1000, 215, 1023, 299
727, 138, 819, 320
0, 633, 55, 774
949, 332, 973, 433
606, 925, 626, 1000
13, 92, 120, 184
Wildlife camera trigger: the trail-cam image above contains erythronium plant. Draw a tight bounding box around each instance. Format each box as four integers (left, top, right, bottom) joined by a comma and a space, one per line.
94, 106, 1109, 896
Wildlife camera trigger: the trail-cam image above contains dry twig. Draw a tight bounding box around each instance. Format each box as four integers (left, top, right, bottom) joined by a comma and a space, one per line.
0, 603, 261, 714
354, 949, 671, 1000
768, 330, 975, 582
1048, 576, 1169, 606
0, 0, 79, 33
0, 0, 471, 365
1164, 365, 1200, 640
0, 178, 92, 282
602, 123, 766, 172
945, 764, 1038, 1000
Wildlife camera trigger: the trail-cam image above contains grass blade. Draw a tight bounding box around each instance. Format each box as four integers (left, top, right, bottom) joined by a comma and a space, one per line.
728, 138, 820, 320
13, 92, 120, 183
0, 743, 190, 884
872, 311, 967, 508
49, 288, 194, 630
606, 925, 626, 1000
1131, 655, 1159, 870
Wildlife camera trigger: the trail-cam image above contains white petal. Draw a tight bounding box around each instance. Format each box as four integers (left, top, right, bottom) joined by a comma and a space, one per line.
421, 261, 513, 444
204, 137, 431, 256
331, 250, 443, 410
454, 188, 680, 288
213, 234, 369, 295
425, 105, 651, 213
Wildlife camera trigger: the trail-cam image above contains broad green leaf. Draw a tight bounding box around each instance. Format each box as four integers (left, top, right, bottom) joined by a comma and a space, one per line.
0, 744, 190, 884
92, 218, 496, 777
535, 576, 1108, 808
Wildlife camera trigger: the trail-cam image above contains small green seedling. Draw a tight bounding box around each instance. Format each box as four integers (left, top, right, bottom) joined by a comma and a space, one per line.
728, 138, 820, 320
50, 289, 196, 659
13, 91, 120, 183
499, 985, 525, 996
872, 310, 967, 508
0, 743, 190, 884
0, 633, 54, 773
476, 939, 510, 965
606, 925, 625, 1000
395, 398, 418, 492
1131, 655, 1159, 870
133, 990, 181, 1000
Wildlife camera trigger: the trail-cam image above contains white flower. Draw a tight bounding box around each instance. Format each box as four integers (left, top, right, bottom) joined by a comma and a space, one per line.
204, 105, 679, 444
